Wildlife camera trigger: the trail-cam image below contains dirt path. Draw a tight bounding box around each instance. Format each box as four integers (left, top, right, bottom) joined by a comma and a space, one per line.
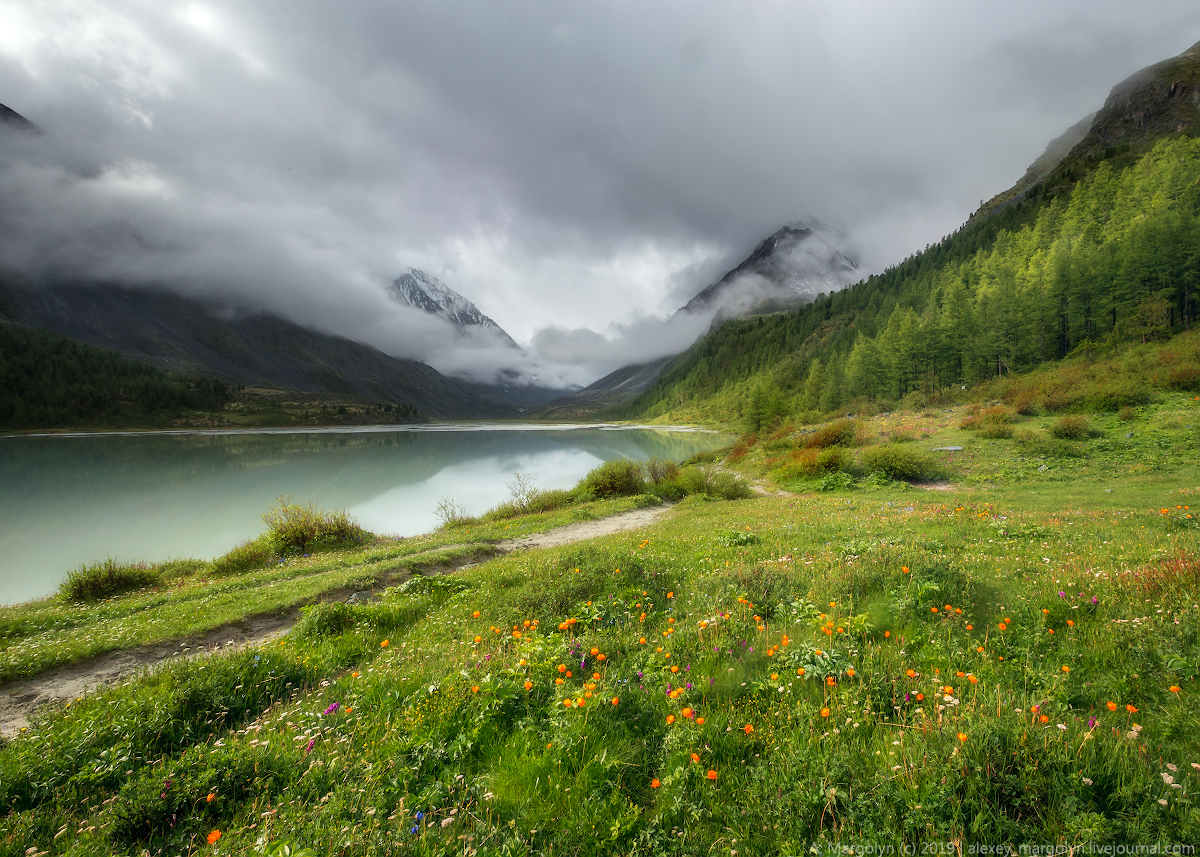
0, 504, 674, 738
495, 504, 671, 550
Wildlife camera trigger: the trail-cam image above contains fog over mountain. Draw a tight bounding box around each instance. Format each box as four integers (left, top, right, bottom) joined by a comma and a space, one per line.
1, 2, 1197, 386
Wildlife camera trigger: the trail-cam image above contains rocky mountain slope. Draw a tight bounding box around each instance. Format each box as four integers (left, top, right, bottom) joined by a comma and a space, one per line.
982, 38, 1200, 215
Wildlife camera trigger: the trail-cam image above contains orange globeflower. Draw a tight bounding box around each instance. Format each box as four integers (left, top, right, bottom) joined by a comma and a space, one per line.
558, 664, 566, 673
743, 724, 754, 734
671, 665, 679, 674
524, 680, 533, 690
1039, 715, 1049, 723
956, 671, 965, 678
966, 625, 973, 631
611, 697, 619, 706
706, 769, 718, 780
651, 778, 661, 788
1170, 685, 1182, 693
968, 675, 978, 684
666, 715, 676, 725
471, 685, 480, 693
380, 639, 389, 647
1126, 704, 1139, 713
696, 717, 705, 726
902, 566, 909, 573
915, 693, 924, 701
820, 707, 831, 717
691, 752, 700, 763
846, 669, 856, 678
207, 830, 222, 845
957, 732, 967, 742
472, 610, 480, 618
206, 793, 216, 803
591, 647, 600, 656
906, 669, 916, 678
681, 707, 694, 719
1106, 701, 1118, 711
1061, 666, 1070, 673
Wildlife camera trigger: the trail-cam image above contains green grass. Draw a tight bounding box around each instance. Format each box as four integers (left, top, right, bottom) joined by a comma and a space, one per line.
1, 402, 1198, 854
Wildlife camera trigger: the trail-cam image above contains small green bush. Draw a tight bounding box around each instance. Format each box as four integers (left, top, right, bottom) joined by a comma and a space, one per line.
579, 459, 646, 498
210, 535, 274, 576
858, 444, 941, 482
678, 465, 752, 500
262, 497, 368, 554
294, 601, 358, 639
803, 419, 860, 449
819, 471, 855, 491
59, 558, 161, 602
1049, 414, 1099, 440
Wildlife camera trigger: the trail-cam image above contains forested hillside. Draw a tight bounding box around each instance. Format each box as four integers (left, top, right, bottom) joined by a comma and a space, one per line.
0, 323, 234, 430
618, 136, 1200, 427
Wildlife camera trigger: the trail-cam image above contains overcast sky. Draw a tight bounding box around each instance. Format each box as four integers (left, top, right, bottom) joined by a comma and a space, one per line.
1, 1, 1197, 386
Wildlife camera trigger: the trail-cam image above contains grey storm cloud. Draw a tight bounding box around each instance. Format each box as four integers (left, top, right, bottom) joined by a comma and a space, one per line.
1, 1, 1197, 386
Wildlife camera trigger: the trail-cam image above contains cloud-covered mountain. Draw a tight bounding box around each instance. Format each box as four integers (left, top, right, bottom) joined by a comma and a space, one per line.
387, 268, 519, 349
678, 222, 860, 321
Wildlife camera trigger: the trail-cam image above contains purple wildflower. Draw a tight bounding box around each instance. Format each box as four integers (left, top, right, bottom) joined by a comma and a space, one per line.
323, 702, 339, 715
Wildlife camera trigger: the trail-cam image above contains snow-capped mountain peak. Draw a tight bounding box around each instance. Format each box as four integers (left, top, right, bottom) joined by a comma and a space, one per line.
387, 268, 519, 348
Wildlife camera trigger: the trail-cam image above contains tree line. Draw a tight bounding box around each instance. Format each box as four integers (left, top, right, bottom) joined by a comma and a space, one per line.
0, 324, 235, 429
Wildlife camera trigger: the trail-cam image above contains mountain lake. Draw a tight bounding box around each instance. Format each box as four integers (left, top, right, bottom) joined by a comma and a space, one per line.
0, 423, 728, 605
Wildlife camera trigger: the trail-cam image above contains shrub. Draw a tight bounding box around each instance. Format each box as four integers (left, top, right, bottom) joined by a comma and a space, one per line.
59, 558, 161, 602
579, 459, 646, 498
262, 497, 367, 554
435, 496, 476, 529
293, 601, 358, 639
210, 536, 274, 576
803, 419, 860, 449
482, 488, 573, 522
960, 405, 1014, 432
819, 471, 855, 491
678, 465, 752, 500
644, 457, 681, 486
1014, 429, 1086, 458
726, 434, 756, 462
1049, 414, 1098, 440
858, 444, 941, 482
1168, 364, 1200, 391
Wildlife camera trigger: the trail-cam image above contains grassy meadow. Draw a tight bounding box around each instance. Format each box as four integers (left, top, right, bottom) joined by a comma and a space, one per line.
1, 394, 1199, 854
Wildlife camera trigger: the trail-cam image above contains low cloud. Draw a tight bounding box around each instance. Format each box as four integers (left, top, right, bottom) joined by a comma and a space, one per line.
2, 1, 1197, 389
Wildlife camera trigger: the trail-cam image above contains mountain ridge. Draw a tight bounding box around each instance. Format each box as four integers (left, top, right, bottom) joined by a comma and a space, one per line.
0, 275, 510, 420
